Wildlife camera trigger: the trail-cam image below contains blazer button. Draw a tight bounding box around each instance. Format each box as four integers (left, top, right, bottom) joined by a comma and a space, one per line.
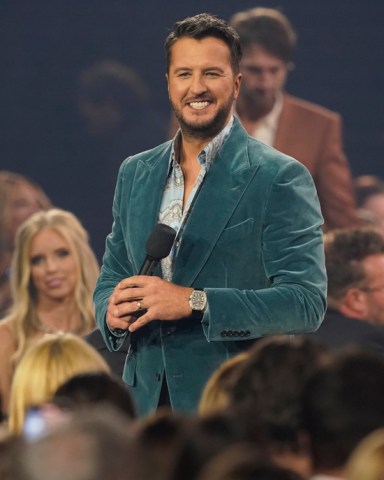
245, 330, 251, 337
220, 331, 227, 337
233, 331, 239, 336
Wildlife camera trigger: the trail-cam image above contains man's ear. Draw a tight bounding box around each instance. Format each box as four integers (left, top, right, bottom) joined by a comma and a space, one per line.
338, 288, 369, 320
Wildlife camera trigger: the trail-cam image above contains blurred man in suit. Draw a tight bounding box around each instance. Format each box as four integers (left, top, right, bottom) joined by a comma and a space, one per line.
306, 228, 384, 353
230, 7, 358, 230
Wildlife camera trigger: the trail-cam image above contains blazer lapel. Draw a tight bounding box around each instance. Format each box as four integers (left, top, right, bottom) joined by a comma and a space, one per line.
173, 119, 260, 286
127, 143, 172, 274
274, 94, 295, 152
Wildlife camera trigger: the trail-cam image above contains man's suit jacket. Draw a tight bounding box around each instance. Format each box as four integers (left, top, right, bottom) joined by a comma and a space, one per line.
94, 117, 327, 416
304, 309, 384, 354
274, 94, 357, 230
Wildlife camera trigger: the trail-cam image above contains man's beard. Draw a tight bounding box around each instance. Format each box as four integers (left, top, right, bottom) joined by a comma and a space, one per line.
171, 94, 235, 141
239, 86, 275, 118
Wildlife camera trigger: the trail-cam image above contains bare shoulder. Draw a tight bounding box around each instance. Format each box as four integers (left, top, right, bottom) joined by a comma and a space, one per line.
0, 318, 17, 352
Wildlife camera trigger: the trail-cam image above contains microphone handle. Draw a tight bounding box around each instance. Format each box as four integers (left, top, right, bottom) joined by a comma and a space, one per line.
111, 256, 160, 335
138, 256, 160, 276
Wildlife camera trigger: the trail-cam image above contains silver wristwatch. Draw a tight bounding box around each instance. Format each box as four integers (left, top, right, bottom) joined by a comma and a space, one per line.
189, 289, 207, 316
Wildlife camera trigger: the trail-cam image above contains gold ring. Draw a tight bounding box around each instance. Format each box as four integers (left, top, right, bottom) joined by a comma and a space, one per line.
137, 301, 143, 311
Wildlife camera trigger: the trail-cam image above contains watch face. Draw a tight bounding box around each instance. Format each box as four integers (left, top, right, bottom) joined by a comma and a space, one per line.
190, 290, 207, 311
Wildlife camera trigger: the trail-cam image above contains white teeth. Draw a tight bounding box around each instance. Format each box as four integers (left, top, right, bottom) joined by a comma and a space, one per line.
189, 101, 209, 110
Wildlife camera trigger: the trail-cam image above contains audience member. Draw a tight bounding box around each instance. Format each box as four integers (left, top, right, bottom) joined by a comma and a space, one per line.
305, 228, 384, 352
68, 59, 167, 260
9, 405, 133, 480
170, 410, 276, 480
230, 7, 357, 230
354, 174, 384, 235
0, 171, 52, 318
301, 347, 384, 478
345, 428, 384, 480
196, 444, 305, 480
130, 410, 193, 480
53, 371, 136, 419
7, 332, 110, 435
0, 428, 20, 480
223, 336, 330, 478
198, 352, 249, 415
0, 209, 99, 416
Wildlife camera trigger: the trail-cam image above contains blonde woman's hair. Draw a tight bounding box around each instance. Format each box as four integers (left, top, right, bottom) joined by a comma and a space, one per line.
345, 428, 384, 480
7, 208, 99, 363
8, 332, 110, 435
198, 352, 249, 416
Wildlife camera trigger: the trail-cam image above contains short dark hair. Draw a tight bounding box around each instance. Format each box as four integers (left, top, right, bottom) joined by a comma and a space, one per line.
78, 59, 149, 109
164, 13, 242, 74
302, 347, 384, 470
354, 175, 384, 208
230, 7, 296, 64
324, 228, 384, 304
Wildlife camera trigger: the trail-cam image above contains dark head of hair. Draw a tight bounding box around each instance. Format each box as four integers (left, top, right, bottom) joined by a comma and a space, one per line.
171, 410, 264, 480
354, 175, 384, 208
78, 59, 149, 110
9, 405, 133, 480
227, 336, 330, 449
230, 7, 296, 65
53, 371, 136, 419
196, 443, 305, 480
301, 347, 384, 470
324, 228, 384, 305
164, 13, 242, 74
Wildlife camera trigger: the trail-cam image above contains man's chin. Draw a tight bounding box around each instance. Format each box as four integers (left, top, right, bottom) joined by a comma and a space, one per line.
179, 118, 224, 140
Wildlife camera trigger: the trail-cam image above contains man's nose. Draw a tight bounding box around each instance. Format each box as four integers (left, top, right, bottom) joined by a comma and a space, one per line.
258, 71, 276, 90
190, 74, 207, 94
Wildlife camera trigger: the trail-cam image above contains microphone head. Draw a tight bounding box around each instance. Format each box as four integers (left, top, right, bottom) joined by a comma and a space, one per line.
146, 223, 177, 260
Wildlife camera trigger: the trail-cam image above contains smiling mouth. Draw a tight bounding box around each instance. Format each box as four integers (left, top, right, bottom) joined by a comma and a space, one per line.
46, 279, 64, 288
189, 101, 211, 110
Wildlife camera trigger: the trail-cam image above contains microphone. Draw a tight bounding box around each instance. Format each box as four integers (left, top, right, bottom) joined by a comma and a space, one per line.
139, 223, 177, 275
111, 223, 176, 335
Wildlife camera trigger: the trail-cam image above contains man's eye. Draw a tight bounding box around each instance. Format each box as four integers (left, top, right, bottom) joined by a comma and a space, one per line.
177, 72, 190, 78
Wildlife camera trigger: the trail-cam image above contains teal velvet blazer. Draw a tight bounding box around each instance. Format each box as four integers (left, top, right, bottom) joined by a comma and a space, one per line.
94, 117, 327, 416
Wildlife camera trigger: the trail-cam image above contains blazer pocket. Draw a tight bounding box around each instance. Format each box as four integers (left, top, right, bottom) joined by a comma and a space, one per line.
217, 218, 254, 244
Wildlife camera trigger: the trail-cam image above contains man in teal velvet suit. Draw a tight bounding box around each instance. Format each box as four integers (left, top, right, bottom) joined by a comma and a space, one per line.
94, 13, 327, 417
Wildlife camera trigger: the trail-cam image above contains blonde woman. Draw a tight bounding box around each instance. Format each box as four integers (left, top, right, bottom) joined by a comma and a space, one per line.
0, 208, 99, 417
198, 352, 249, 416
0, 170, 52, 318
8, 332, 110, 435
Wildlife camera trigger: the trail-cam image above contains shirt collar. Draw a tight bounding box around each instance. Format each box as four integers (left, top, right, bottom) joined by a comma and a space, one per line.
170, 116, 234, 170
261, 90, 284, 131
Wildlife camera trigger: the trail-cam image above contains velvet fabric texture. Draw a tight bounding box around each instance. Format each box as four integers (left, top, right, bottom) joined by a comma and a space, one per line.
94, 117, 327, 416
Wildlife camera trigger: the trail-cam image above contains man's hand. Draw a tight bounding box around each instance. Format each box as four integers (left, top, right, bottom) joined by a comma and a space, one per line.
106, 276, 194, 333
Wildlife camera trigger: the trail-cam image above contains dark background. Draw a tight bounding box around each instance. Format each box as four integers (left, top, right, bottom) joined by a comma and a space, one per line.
1, 0, 383, 256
